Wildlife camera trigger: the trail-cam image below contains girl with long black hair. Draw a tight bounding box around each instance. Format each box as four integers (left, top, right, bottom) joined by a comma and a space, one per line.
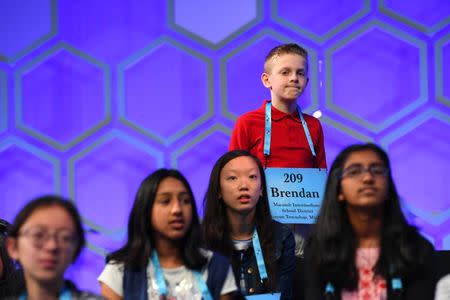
202, 150, 295, 299
304, 143, 436, 299
99, 168, 237, 300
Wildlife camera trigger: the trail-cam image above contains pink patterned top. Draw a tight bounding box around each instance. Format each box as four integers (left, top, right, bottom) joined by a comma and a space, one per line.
342, 248, 387, 300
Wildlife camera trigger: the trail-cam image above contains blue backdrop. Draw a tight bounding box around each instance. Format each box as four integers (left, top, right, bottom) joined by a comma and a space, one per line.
1, 0, 449, 292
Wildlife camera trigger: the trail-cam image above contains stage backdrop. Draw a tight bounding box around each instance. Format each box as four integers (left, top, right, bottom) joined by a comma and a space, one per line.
1, 0, 449, 292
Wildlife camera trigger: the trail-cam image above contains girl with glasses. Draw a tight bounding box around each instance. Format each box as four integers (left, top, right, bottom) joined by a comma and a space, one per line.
303, 143, 436, 300
5, 195, 102, 300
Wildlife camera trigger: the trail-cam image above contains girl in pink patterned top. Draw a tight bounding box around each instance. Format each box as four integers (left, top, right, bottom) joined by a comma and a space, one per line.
304, 143, 436, 300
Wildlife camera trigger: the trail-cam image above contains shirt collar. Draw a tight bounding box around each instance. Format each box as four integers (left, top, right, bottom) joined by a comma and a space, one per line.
262, 100, 301, 122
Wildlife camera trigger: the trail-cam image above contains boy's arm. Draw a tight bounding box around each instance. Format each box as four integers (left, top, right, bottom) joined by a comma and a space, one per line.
315, 121, 327, 169
229, 117, 250, 151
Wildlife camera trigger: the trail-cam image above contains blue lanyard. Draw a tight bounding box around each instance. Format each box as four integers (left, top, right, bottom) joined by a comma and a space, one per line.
252, 230, 268, 282
19, 287, 71, 300
264, 101, 316, 158
151, 250, 212, 300
151, 250, 167, 296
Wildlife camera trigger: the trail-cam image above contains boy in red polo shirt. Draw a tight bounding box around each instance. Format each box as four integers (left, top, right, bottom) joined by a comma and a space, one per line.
230, 43, 326, 169
229, 43, 327, 255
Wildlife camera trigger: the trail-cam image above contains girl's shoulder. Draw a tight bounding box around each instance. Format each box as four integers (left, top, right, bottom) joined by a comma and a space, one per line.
199, 248, 213, 260
103, 259, 126, 273
271, 220, 294, 240
271, 221, 296, 259
199, 248, 230, 268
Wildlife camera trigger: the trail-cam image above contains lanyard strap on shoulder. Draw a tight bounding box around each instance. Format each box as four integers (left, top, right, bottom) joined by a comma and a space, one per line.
151, 250, 168, 296
264, 101, 272, 156
193, 270, 213, 300
297, 105, 316, 157
252, 230, 268, 282
264, 101, 316, 158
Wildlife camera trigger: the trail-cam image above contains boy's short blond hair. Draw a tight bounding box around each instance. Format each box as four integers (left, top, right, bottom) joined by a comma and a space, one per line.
264, 43, 308, 72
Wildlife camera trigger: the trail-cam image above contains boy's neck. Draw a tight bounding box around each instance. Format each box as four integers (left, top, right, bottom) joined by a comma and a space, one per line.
226, 208, 256, 240
271, 98, 297, 114
25, 275, 64, 300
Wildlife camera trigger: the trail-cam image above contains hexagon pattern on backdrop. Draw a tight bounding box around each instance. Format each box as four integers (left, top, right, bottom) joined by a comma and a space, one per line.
14, 42, 111, 151
169, 0, 262, 48
435, 31, 450, 107
325, 20, 427, 133
0, 70, 6, 133
0, 0, 57, 63
1, 0, 449, 293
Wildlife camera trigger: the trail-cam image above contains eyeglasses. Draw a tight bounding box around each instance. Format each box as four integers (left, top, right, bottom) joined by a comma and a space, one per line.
19, 228, 78, 250
341, 164, 389, 179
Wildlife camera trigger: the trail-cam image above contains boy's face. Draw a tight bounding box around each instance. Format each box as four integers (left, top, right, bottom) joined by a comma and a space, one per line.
261, 53, 308, 105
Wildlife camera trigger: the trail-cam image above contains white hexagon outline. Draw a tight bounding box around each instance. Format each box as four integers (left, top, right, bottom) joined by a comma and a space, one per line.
271, 0, 371, 44
380, 109, 450, 226
0, 135, 61, 193
14, 41, 112, 151
170, 123, 231, 168
118, 35, 214, 146
0, 71, 7, 133
378, 0, 450, 36
84, 240, 108, 257
167, 0, 263, 50
0, 0, 58, 64
325, 19, 428, 133
320, 115, 374, 144
220, 28, 319, 122
435, 30, 450, 108
68, 129, 164, 239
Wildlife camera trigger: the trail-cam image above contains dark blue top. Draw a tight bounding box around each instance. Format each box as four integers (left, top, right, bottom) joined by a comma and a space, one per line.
231, 220, 296, 299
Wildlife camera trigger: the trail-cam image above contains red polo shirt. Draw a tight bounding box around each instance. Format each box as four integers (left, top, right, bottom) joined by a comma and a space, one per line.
229, 100, 327, 169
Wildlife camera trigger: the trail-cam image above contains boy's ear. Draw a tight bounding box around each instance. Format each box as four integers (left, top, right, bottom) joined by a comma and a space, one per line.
5, 237, 19, 260
261, 72, 271, 89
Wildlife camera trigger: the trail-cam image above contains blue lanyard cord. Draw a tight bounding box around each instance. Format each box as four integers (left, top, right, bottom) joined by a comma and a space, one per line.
19, 287, 71, 300
264, 102, 272, 157
391, 277, 403, 291
193, 271, 213, 300
263, 101, 317, 160
389, 264, 403, 292
151, 250, 212, 299
325, 282, 335, 294
297, 105, 316, 157
252, 230, 268, 282
151, 250, 168, 296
